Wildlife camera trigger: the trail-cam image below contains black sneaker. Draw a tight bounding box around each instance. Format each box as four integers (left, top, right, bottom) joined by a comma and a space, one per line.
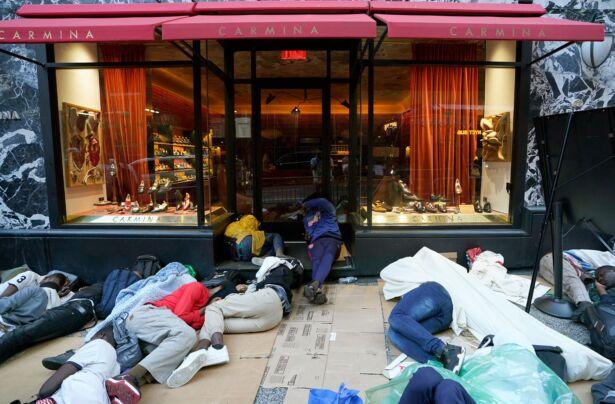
303, 280, 319, 302
313, 287, 328, 305
42, 349, 75, 370
438, 344, 465, 374
478, 334, 495, 349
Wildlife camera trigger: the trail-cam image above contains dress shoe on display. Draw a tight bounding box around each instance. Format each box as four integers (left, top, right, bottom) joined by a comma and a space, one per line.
140, 203, 154, 213
372, 201, 386, 213
398, 180, 421, 201
455, 178, 462, 195
392, 206, 403, 214
414, 201, 426, 213
124, 194, 132, 212
483, 198, 492, 213
148, 180, 159, 194
425, 202, 438, 213
436, 203, 447, 213
131, 201, 140, 214
138, 180, 145, 194
152, 201, 168, 213
182, 193, 193, 211
158, 178, 171, 194
473, 200, 483, 213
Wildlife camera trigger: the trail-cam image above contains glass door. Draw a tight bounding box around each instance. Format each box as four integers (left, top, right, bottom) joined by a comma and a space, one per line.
257, 87, 328, 222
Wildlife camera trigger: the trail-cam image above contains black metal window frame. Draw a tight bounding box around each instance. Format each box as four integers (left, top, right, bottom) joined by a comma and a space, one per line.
352, 36, 532, 232
36, 36, 532, 235
37, 40, 226, 230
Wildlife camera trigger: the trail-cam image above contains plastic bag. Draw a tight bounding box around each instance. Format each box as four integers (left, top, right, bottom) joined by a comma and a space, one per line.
309, 383, 363, 404
365, 344, 580, 404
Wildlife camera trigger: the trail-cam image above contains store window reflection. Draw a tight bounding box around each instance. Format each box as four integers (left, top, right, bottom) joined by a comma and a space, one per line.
56, 43, 199, 226
365, 40, 516, 226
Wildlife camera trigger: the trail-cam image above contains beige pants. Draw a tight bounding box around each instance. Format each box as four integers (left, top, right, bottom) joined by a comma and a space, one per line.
199, 288, 283, 340
539, 253, 591, 305
126, 305, 197, 384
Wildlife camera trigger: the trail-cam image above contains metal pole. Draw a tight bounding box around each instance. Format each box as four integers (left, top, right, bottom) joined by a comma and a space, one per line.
525, 111, 575, 313
552, 201, 564, 299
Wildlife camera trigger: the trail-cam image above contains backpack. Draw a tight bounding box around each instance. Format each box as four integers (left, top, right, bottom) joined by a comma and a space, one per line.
95, 269, 141, 319
131, 255, 161, 278
582, 302, 615, 361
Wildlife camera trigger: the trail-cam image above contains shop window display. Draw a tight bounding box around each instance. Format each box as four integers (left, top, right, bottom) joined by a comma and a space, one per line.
361, 41, 516, 226
56, 42, 221, 226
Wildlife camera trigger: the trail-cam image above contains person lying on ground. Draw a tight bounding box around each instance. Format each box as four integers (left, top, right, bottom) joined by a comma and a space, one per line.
28, 326, 119, 404
166, 266, 293, 389
302, 192, 342, 305
388, 282, 465, 374
539, 248, 615, 318
0, 273, 67, 336
0, 270, 70, 299
103, 281, 225, 404
0, 282, 102, 365
224, 214, 287, 261
399, 367, 476, 404
594, 266, 615, 303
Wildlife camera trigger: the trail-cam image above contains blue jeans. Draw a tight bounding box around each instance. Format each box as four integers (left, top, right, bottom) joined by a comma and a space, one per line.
236, 233, 284, 261
308, 237, 342, 285
388, 282, 453, 363
400, 367, 475, 404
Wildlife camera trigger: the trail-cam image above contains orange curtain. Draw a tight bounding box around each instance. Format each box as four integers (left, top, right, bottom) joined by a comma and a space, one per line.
404, 43, 480, 204
100, 45, 148, 202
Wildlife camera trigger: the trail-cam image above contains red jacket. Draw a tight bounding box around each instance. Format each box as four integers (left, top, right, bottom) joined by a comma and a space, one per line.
150, 282, 209, 329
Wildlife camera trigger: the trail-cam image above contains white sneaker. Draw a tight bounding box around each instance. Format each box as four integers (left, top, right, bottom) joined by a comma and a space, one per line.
204, 345, 230, 367
166, 349, 208, 388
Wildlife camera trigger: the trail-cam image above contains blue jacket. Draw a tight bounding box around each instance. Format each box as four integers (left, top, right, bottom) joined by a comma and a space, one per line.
303, 198, 341, 242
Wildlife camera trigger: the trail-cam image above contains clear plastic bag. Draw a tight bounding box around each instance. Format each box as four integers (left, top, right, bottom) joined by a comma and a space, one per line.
365, 344, 580, 404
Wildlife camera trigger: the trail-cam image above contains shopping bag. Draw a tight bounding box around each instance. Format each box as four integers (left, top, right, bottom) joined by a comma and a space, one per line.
308, 383, 363, 404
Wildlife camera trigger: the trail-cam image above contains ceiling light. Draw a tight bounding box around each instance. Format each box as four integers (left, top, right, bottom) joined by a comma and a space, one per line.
291, 106, 301, 116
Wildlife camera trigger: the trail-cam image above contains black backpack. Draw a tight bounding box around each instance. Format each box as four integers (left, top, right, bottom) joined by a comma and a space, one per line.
582, 302, 615, 361
131, 255, 161, 278
95, 269, 141, 319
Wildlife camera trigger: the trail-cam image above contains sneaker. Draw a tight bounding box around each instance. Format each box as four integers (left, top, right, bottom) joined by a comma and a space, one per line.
438, 344, 466, 375
313, 287, 328, 305
303, 280, 319, 302
251, 257, 265, 267
166, 349, 208, 388
42, 349, 75, 370
204, 345, 230, 367
105, 376, 141, 404
477, 334, 495, 349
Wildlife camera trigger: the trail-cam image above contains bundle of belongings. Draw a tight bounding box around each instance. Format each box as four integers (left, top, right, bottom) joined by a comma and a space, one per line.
380, 247, 612, 383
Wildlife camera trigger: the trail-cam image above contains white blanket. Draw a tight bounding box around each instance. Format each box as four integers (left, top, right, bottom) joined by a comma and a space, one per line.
469, 250, 549, 306
380, 247, 612, 382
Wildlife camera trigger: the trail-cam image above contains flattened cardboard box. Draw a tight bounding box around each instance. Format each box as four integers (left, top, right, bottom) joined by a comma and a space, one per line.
289, 304, 334, 323
273, 321, 331, 355
262, 353, 327, 388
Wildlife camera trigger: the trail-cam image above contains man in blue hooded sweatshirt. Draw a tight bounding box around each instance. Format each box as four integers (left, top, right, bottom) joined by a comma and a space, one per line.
302, 193, 342, 305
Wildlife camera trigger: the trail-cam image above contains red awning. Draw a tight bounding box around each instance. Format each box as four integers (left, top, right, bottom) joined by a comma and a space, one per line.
0, 16, 182, 43
369, 2, 546, 17
162, 14, 377, 40
16, 3, 195, 18
195, 1, 369, 14
375, 14, 605, 42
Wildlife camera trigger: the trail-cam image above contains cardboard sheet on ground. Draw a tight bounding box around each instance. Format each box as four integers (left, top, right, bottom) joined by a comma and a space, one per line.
289, 304, 334, 323
333, 307, 384, 333
380, 247, 612, 382
262, 353, 328, 388
273, 321, 331, 355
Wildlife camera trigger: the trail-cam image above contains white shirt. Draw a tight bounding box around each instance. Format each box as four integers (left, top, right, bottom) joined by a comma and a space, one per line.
52, 339, 120, 404
0, 271, 42, 294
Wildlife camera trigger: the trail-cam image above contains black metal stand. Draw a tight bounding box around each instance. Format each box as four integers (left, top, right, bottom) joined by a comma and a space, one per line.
534, 201, 575, 318
525, 111, 575, 314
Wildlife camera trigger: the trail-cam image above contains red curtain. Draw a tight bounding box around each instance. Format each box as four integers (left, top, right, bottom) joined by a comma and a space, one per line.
100, 45, 148, 202
403, 43, 480, 204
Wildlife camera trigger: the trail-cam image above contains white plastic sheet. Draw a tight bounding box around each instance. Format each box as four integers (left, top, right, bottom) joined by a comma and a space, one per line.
380, 247, 612, 382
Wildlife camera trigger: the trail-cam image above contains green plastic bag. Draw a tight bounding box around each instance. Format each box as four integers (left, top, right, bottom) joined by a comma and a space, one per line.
365, 344, 580, 404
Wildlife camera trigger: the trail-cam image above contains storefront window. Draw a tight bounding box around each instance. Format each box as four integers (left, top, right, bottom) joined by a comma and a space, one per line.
361, 40, 516, 226
55, 42, 221, 226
